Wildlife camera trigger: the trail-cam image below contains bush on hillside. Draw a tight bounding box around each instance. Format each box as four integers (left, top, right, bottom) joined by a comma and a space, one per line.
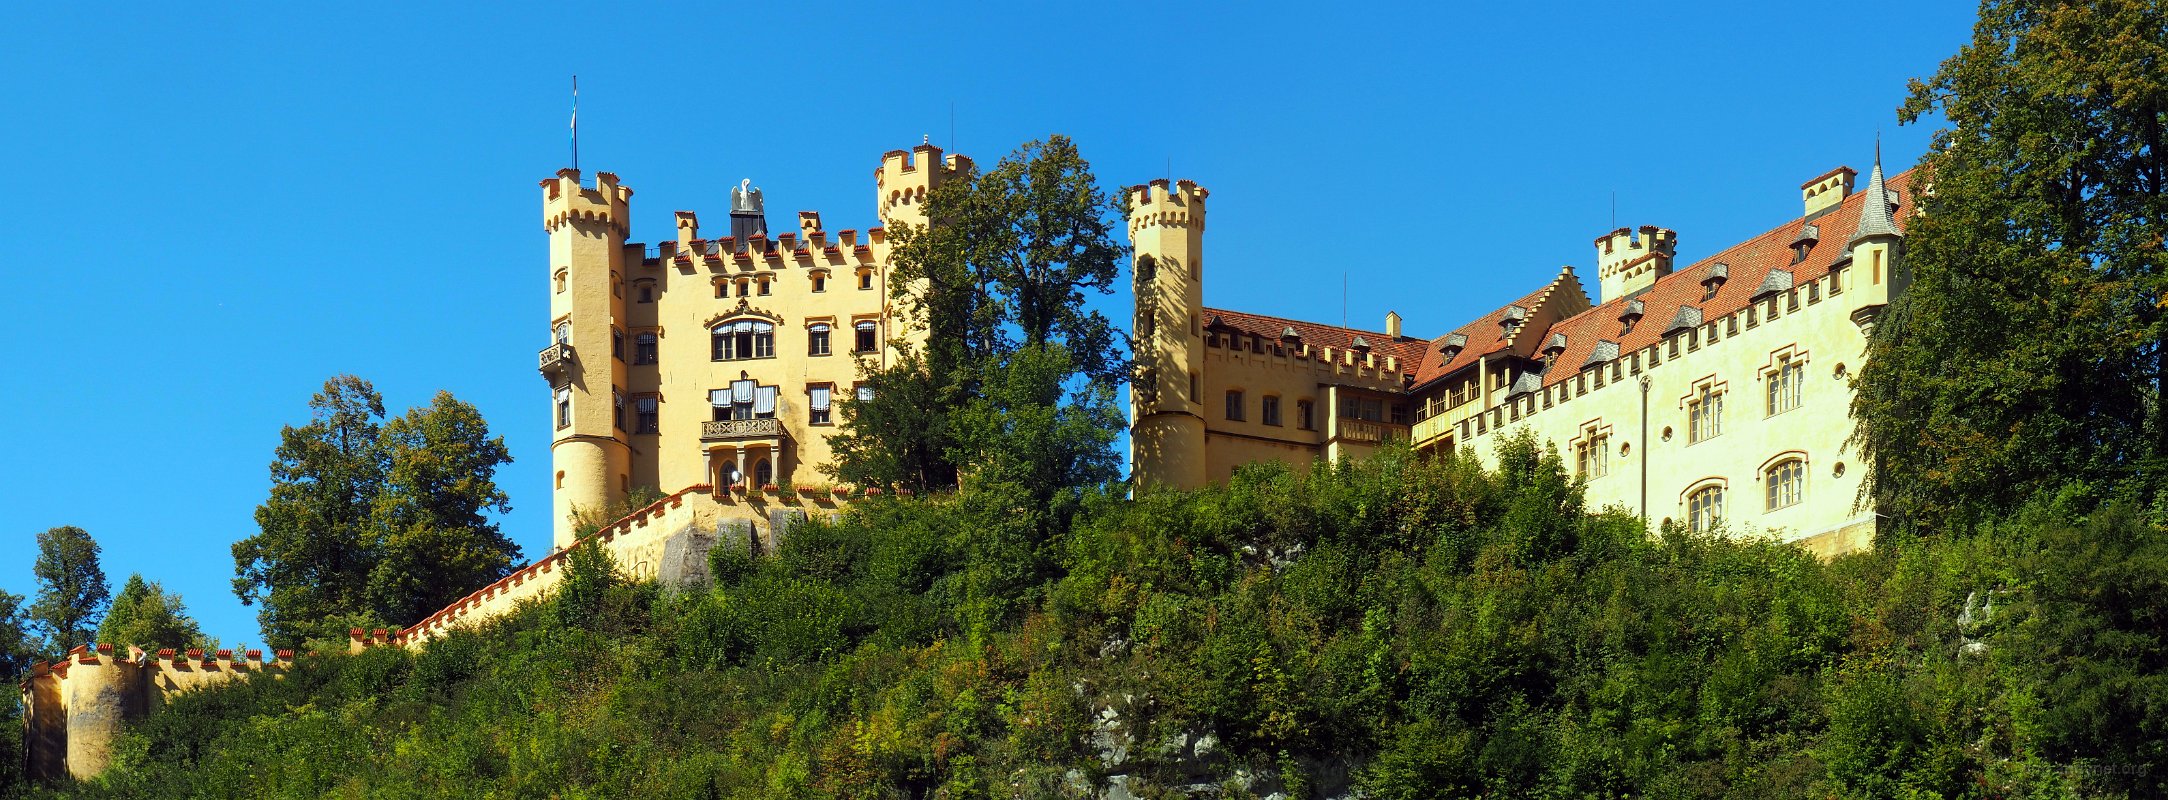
13, 436, 2166, 798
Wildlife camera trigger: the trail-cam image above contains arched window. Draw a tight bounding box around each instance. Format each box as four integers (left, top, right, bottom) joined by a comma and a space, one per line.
1137, 254, 1157, 283
554, 321, 571, 344
854, 320, 878, 353
1688, 484, 1725, 533
711, 320, 775, 361
1766, 459, 1805, 511
554, 269, 567, 293
754, 459, 773, 487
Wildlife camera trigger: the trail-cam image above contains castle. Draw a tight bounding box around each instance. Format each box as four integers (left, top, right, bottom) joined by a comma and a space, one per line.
540, 145, 964, 549
22, 142, 1908, 781
1128, 160, 1910, 556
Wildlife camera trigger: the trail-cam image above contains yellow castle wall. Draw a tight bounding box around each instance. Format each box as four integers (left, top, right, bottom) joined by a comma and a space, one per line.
1421, 244, 1895, 551
544, 144, 959, 546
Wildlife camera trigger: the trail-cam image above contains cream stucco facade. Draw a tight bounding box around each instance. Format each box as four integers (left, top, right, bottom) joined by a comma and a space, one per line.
542, 143, 966, 548
1132, 158, 1911, 557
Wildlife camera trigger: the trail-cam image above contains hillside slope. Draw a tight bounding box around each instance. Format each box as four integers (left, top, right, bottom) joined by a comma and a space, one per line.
16, 437, 2168, 799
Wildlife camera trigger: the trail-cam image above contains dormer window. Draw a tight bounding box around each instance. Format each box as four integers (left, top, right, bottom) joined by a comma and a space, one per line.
1790, 225, 1819, 265
1618, 300, 1645, 335
1281, 326, 1300, 342
1351, 336, 1371, 352
1753, 268, 1795, 301
1499, 305, 1528, 339
1542, 332, 1568, 367
1437, 332, 1468, 363
1702, 263, 1730, 301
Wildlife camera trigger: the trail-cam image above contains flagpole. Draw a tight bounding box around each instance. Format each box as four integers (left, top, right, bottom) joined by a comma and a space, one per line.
570, 75, 579, 172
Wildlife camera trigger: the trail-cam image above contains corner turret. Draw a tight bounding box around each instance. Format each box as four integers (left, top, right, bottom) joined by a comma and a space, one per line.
1128, 178, 1210, 490
1846, 152, 1906, 334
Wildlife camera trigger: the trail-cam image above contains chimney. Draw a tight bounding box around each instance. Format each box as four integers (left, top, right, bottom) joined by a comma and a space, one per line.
674, 211, 699, 247
1801, 166, 1857, 219
1384, 311, 1402, 338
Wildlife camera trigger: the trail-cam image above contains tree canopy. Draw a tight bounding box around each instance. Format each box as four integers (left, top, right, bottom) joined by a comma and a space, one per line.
29, 525, 108, 653
234, 376, 519, 648
828, 135, 1129, 516
97, 574, 212, 652
1853, 0, 2168, 530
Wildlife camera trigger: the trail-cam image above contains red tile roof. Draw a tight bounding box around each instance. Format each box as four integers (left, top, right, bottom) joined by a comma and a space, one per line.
1201, 307, 1429, 374
1408, 283, 1572, 388
1532, 168, 1916, 390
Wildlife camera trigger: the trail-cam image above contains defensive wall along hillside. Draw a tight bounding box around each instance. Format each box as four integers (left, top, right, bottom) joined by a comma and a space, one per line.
20, 484, 847, 782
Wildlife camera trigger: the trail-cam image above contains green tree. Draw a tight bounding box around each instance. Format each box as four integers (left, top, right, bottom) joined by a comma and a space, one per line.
0, 589, 33, 679
234, 375, 385, 647
97, 574, 212, 651
29, 525, 108, 651
234, 376, 521, 648
834, 135, 1129, 501
365, 391, 520, 625
1853, 0, 2168, 530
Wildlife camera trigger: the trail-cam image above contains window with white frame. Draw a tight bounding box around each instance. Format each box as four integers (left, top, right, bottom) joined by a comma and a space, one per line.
711, 320, 776, 361
1689, 484, 1725, 532
1688, 385, 1724, 444
554, 387, 571, 429
808, 385, 832, 425
1766, 459, 1804, 511
1576, 427, 1609, 479
710, 380, 778, 420
854, 320, 878, 353
1767, 355, 1803, 416
808, 324, 832, 356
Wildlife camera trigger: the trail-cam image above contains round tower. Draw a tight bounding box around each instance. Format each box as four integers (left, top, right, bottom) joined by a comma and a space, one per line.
60, 646, 144, 780
1128, 178, 1209, 491
542, 168, 633, 549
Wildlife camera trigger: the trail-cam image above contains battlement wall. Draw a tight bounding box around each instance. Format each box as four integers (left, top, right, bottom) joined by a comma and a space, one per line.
400, 484, 853, 648
19, 644, 295, 782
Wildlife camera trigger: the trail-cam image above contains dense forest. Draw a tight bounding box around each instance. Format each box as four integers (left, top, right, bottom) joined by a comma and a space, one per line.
10, 437, 2165, 798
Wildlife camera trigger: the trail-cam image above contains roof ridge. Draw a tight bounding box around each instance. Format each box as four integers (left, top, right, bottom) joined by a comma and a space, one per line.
1199, 306, 1414, 341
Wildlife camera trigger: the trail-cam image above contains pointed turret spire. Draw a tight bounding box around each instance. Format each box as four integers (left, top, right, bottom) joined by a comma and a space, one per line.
1849, 141, 1903, 246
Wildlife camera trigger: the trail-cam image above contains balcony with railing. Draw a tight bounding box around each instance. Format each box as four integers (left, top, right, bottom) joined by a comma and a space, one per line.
1335, 418, 1410, 445
701, 417, 786, 442
538, 343, 574, 380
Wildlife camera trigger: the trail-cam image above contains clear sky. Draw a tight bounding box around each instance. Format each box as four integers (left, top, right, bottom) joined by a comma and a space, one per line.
0, 2, 1976, 647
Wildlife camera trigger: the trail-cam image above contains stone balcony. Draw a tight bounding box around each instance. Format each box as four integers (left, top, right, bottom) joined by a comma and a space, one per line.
538, 343, 574, 380
701, 417, 786, 442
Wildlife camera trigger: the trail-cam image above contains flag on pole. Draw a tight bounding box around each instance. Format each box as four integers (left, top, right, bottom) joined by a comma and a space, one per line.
570, 76, 579, 170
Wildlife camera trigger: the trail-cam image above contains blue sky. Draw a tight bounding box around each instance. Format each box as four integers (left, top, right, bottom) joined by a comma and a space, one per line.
0, 2, 1975, 646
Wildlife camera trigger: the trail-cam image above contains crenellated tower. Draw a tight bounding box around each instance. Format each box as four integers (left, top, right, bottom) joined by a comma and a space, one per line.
1594, 225, 1677, 303
1128, 178, 1209, 490
541, 168, 633, 549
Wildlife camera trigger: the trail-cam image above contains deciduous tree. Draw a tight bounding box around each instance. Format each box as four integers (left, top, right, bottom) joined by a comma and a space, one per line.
30, 525, 108, 651
834, 135, 1129, 505
234, 376, 521, 648
1853, 0, 2168, 530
